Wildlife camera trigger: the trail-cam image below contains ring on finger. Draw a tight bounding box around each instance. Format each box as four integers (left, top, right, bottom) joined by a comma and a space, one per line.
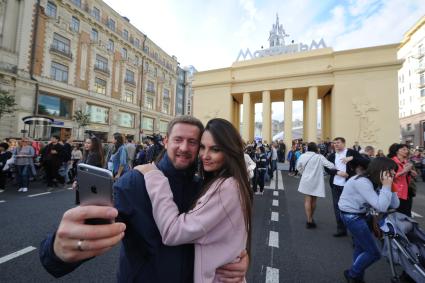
77, 239, 84, 251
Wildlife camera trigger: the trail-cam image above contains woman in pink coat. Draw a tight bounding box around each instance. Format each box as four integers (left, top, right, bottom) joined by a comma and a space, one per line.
137, 118, 252, 283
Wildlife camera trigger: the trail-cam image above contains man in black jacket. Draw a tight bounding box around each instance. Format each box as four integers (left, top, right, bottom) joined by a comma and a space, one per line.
40, 116, 248, 282
326, 137, 366, 237
0, 142, 12, 192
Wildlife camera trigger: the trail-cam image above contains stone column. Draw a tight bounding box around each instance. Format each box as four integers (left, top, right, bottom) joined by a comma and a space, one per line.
262, 90, 271, 143
242, 92, 251, 142
284, 89, 293, 149
303, 98, 308, 140
307, 86, 318, 142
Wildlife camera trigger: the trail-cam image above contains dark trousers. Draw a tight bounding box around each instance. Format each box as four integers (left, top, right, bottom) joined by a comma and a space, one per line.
331, 184, 346, 232
397, 197, 413, 217
253, 169, 266, 192
0, 170, 6, 190
45, 162, 62, 186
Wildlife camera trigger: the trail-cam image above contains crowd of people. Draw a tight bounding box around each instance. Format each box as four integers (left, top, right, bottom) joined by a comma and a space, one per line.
0, 133, 165, 193
2, 116, 424, 282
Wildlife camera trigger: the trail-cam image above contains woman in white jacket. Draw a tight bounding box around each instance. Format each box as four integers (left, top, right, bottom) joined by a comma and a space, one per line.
296, 142, 336, 228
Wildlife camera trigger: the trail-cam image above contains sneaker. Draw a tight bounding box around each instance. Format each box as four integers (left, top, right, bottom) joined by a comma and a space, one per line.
22, 188, 28, 192
333, 231, 348, 237
306, 221, 317, 229
0, 189, 4, 193
344, 270, 364, 283
18, 188, 24, 192
46, 187, 54, 192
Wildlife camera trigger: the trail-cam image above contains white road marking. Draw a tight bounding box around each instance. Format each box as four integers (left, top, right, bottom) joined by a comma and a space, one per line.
0, 246, 37, 264
273, 191, 279, 196
0, 200, 5, 203
412, 211, 423, 218
271, 212, 279, 222
269, 231, 279, 248
266, 266, 279, 283
272, 199, 279, 206
28, 192, 51, 198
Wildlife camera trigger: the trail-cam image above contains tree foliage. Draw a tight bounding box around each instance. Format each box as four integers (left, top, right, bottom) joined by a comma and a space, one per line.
73, 110, 90, 140
0, 89, 17, 120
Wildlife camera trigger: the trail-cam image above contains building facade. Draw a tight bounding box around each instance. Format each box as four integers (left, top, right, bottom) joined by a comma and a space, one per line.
175, 66, 185, 116
183, 65, 196, 116
398, 16, 425, 147
0, 0, 179, 142
193, 44, 402, 151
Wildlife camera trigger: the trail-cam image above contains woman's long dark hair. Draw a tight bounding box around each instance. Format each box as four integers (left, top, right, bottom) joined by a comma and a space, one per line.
195, 118, 253, 256
387, 143, 408, 159
357, 157, 398, 188
84, 136, 104, 166
113, 133, 124, 154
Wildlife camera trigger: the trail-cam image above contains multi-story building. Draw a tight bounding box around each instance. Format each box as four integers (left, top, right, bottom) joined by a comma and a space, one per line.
398, 16, 425, 147
0, 0, 179, 142
183, 65, 197, 115
175, 66, 185, 116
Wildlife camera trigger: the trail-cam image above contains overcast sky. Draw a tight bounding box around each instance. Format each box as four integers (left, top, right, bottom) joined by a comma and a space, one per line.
104, 0, 425, 122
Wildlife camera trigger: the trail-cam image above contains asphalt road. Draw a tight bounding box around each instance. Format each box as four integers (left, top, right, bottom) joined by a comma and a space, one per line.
1, 166, 425, 282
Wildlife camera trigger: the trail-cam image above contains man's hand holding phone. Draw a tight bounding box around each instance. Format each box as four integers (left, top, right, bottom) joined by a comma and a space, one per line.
53, 206, 125, 263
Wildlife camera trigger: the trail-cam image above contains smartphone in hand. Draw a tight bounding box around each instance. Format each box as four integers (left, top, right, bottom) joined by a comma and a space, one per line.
77, 163, 114, 225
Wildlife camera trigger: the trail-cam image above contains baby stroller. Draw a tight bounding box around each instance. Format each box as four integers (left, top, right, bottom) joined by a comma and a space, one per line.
380, 211, 425, 283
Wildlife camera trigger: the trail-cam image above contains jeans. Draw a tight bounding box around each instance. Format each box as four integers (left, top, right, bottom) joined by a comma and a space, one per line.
340, 212, 381, 279
331, 184, 346, 232
60, 162, 71, 183
16, 165, 30, 188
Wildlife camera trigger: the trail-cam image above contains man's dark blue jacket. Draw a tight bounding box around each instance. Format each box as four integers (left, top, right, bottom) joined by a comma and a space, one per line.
40, 154, 202, 282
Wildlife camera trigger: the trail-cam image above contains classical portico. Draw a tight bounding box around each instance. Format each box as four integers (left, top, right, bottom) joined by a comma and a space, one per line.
192, 44, 402, 151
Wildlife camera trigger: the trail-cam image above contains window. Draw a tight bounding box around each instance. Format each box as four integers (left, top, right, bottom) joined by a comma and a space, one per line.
135, 38, 140, 48
421, 88, 425, 97
107, 39, 114, 52
145, 96, 154, 109
125, 69, 135, 84
159, 121, 168, 133
95, 55, 108, 73
421, 73, 425, 86
70, 17, 79, 32
107, 18, 115, 31
51, 33, 71, 56
118, 112, 135, 128
91, 29, 98, 42
162, 101, 170, 114
72, 0, 81, 7
123, 29, 129, 40
407, 123, 412, 131
92, 7, 100, 21
94, 78, 107, 95
142, 117, 154, 131
121, 48, 127, 59
38, 93, 72, 119
50, 61, 68, 82
123, 89, 134, 103
87, 104, 109, 124
46, 1, 57, 18
146, 80, 155, 93
163, 89, 170, 99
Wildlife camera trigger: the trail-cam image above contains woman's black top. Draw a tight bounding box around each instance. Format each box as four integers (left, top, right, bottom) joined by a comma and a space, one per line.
82, 152, 102, 168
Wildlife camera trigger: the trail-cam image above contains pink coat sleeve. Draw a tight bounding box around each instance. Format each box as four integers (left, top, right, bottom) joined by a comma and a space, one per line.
143, 170, 241, 246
